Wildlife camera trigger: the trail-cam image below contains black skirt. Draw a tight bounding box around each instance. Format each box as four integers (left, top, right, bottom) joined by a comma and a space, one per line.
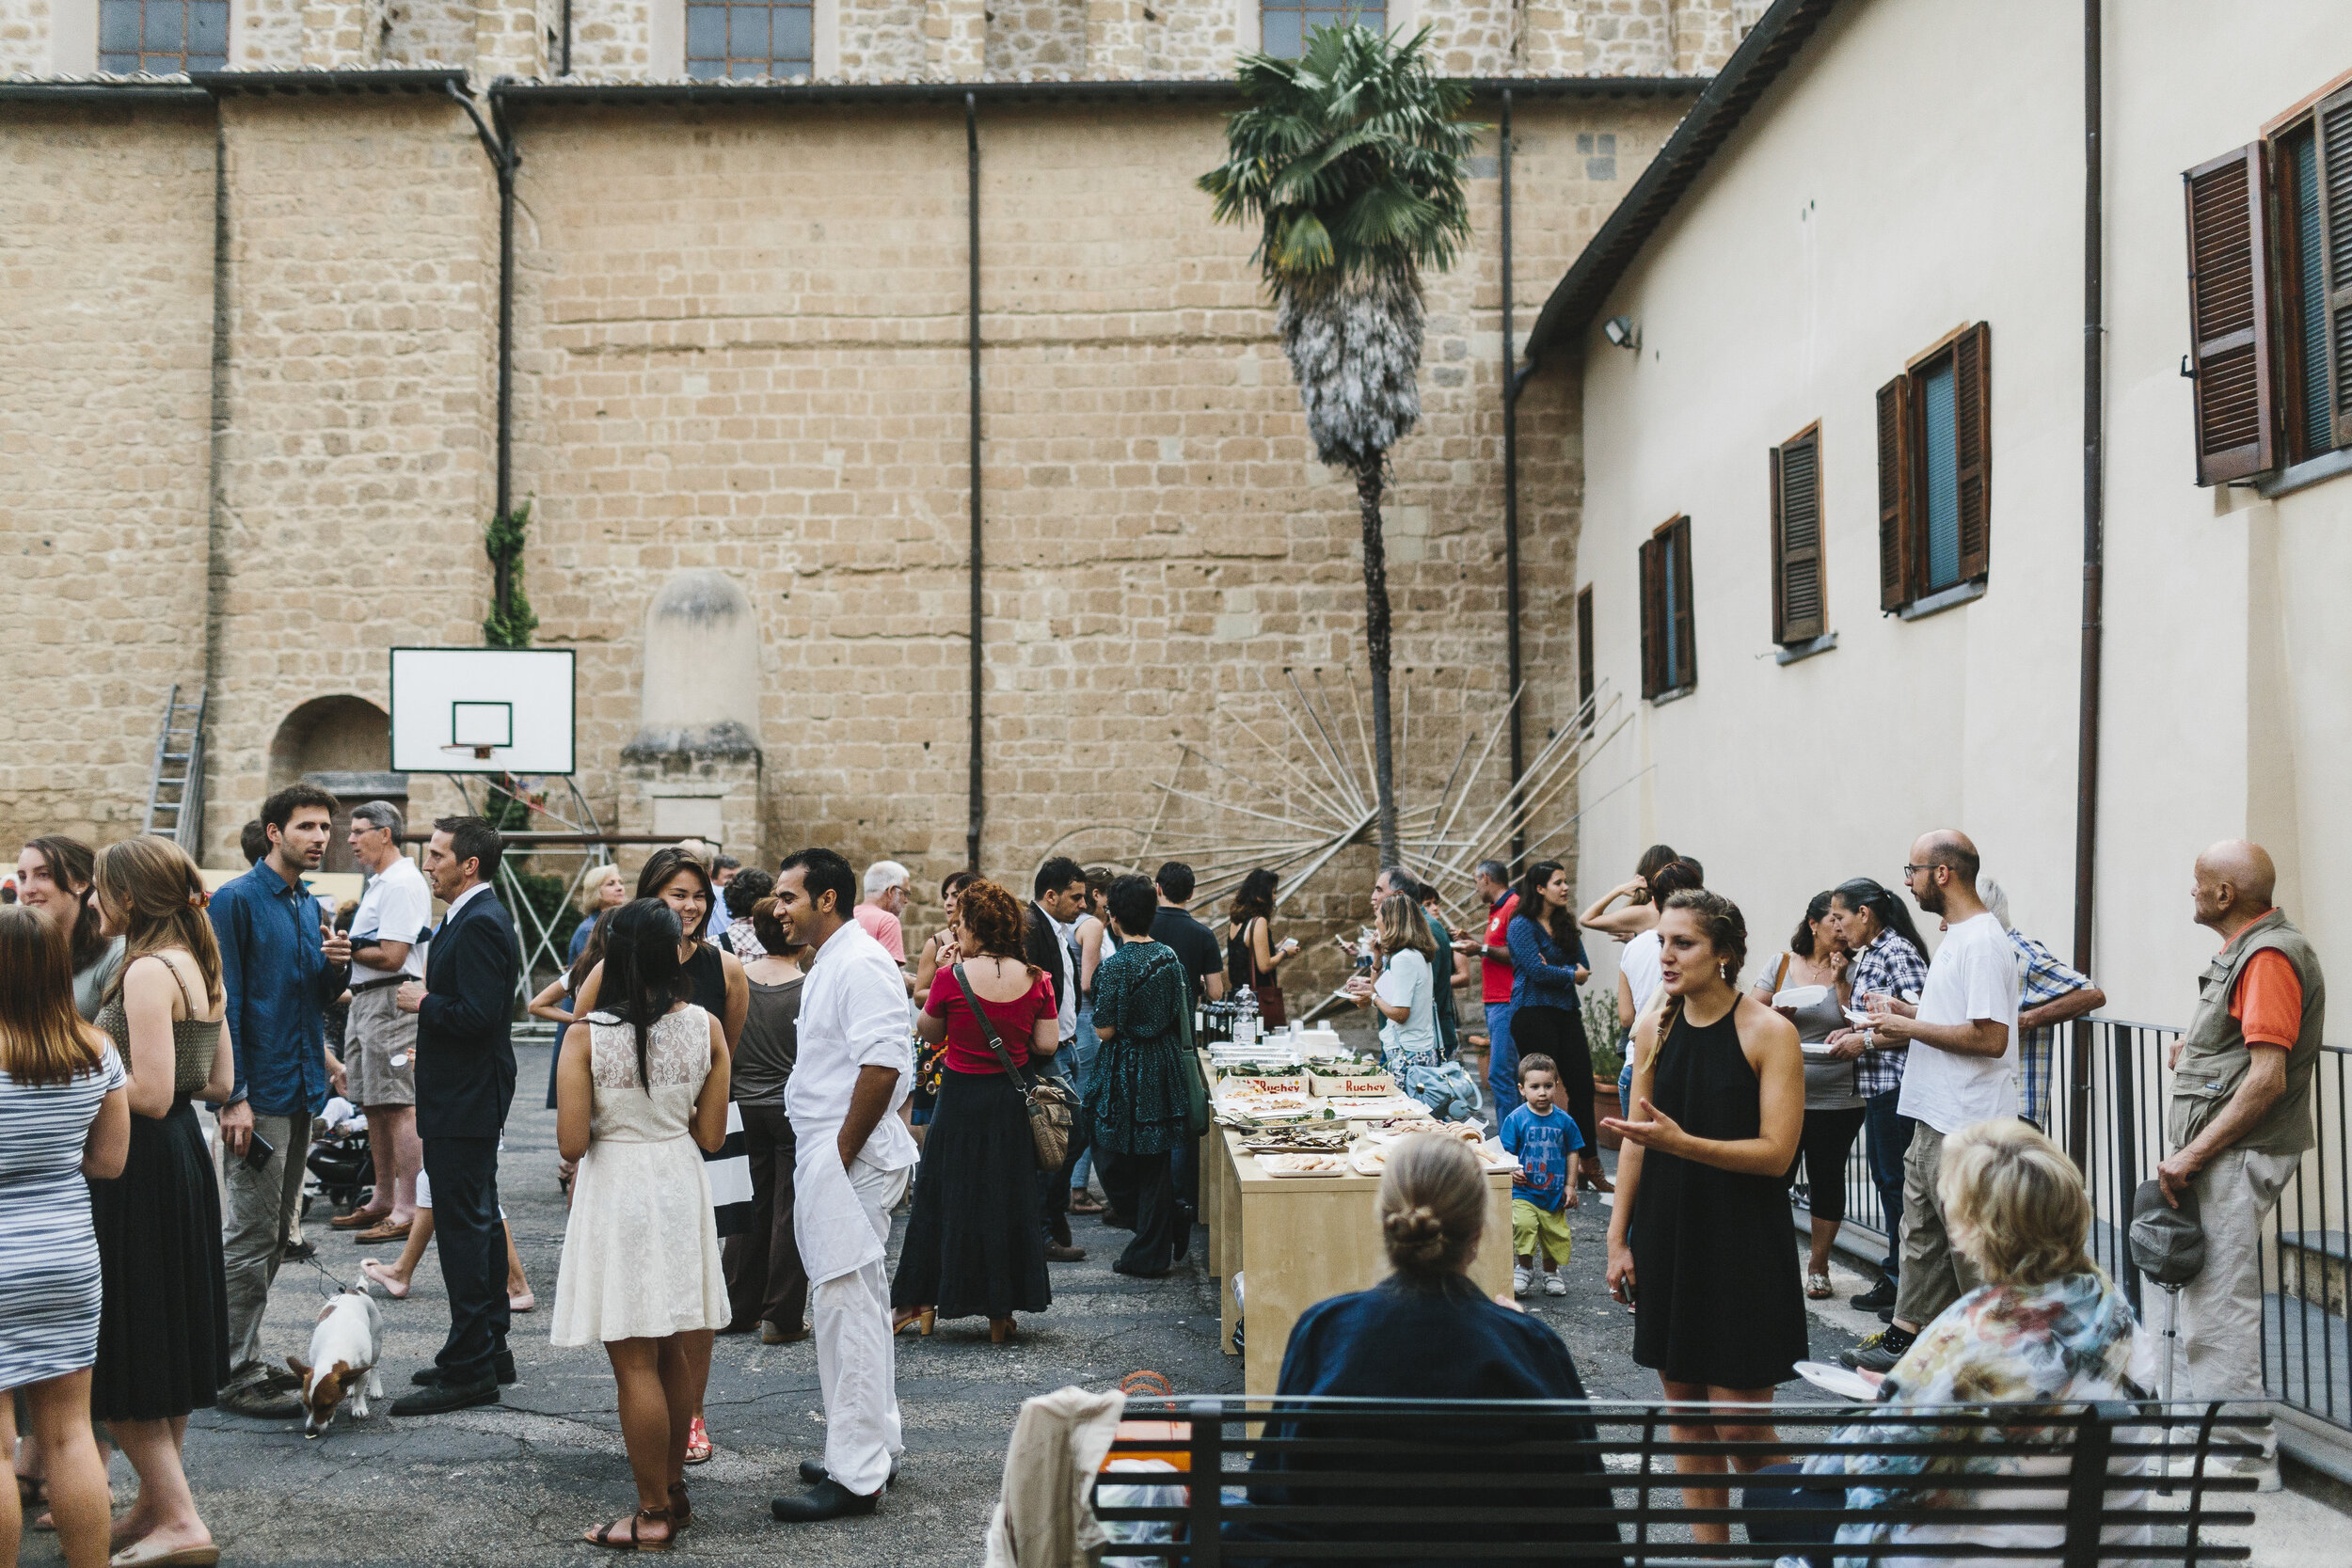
890, 1069, 1051, 1322
88, 1098, 229, 1421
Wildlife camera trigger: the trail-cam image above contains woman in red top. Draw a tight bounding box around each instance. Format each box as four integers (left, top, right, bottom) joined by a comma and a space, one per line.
888, 879, 1057, 1344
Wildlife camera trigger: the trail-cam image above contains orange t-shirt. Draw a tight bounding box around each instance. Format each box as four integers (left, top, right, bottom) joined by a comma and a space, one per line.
2229, 948, 2301, 1050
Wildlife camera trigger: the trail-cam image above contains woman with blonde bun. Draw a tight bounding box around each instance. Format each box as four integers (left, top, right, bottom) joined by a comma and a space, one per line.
1227, 1134, 1619, 1563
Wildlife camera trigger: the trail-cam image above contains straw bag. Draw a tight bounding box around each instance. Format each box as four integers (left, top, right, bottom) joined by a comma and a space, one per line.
951, 964, 1080, 1171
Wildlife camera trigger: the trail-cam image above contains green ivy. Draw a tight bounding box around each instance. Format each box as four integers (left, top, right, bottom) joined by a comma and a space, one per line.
483, 500, 540, 649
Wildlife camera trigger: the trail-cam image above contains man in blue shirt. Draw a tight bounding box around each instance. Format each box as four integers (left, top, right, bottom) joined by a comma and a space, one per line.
210, 784, 351, 1417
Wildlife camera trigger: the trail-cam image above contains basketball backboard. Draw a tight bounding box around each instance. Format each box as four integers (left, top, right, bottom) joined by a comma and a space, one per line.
389, 647, 576, 775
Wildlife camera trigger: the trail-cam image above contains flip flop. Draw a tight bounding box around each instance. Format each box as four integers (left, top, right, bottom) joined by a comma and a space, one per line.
360, 1259, 410, 1299
107, 1539, 221, 1567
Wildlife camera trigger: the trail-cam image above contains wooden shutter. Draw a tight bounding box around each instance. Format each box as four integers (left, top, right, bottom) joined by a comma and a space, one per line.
2183, 143, 2277, 483
1637, 535, 1663, 699
1875, 375, 1913, 610
1575, 585, 1596, 723
1953, 325, 1991, 580
1667, 516, 1696, 691
2317, 86, 2352, 450
1771, 427, 1824, 642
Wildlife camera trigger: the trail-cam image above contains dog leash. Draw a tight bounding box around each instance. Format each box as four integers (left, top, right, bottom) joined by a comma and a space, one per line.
293, 1248, 359, 1303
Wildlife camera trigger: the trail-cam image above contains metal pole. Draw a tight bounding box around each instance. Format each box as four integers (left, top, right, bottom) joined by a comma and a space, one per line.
446, 82, 518, 582
2068, 0, 2105, 1169
965, 93, 985, 874
1499, 89, 1526, 871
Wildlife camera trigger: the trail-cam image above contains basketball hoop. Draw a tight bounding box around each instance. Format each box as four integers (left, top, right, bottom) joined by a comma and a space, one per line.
443, 742, 499, 761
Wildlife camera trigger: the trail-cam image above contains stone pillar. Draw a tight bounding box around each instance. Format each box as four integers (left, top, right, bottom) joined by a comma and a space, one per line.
616, 571, 765, 876
924, 0, 985, 78
474, 0, 548, 79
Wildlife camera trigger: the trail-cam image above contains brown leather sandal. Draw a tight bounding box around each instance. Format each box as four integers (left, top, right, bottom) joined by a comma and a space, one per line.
667, 1481, 691, 1531
585, 1505, 674, 1552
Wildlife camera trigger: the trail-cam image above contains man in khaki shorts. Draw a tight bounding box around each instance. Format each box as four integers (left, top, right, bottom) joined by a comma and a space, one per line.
333, 800, 434, 1243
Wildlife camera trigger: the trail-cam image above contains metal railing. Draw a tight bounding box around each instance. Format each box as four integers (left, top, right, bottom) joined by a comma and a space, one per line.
1090, 1395, 2266, 1564
1792, 1017, 2352, 1434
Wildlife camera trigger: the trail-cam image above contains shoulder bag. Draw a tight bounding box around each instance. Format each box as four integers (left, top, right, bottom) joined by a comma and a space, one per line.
1158, 948, 1213, 1138
951, 963, 1080, 1171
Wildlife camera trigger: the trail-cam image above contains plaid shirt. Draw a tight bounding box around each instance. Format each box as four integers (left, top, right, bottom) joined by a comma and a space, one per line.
1848, 929, 1929, 1100
2011, 929, 2092, 1127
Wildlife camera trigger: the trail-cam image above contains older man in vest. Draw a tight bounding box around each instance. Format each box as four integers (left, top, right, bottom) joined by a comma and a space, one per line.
2156, 840, 2324, 1486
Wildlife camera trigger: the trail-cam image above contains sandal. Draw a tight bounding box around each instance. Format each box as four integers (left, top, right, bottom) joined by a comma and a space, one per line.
1068, 1192, 1105, 1214
667, 1480, 691, 1532
683, 1416, 712, 1465
892, 1307, 936, 1337
1806, 1271, 1835, 1300
585, 1506, 673, 1552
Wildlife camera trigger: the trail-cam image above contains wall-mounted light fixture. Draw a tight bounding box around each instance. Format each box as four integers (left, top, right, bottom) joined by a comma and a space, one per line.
1603, 316, 1641, 351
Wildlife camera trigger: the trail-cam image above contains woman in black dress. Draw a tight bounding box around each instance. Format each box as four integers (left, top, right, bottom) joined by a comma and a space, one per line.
89, 834, 233, 1565
891, 879, 1056, 1342
572, 847, 747, 1465
1601, 887, 1804, 1547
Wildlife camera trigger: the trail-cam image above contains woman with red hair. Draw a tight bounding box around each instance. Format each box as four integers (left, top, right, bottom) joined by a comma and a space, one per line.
889, 879, 1057, 1344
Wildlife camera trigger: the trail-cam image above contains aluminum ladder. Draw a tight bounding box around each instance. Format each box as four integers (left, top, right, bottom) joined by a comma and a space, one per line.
141, 685, 207, 855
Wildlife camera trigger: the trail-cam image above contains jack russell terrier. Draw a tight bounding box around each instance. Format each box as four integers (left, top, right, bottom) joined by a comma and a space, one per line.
288, 1288, 384, 1437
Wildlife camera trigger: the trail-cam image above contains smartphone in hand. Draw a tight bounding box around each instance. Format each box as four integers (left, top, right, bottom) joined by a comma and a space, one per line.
243, 1130, 277, 1172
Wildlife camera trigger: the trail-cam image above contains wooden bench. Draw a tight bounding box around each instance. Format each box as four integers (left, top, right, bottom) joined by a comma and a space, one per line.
1091, 1396, 2268, 1565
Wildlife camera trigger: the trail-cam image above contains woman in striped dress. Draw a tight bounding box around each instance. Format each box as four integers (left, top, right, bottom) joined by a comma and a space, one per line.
0, 905, 130, 1568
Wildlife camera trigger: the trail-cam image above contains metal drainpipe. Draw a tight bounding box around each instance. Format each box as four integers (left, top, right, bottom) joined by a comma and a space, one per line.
200, 107, 232, 859
1500, 89, 1529, 870
447, 82, 520, 600
2068, 0, 2106, 1169
965, 93, 985, 874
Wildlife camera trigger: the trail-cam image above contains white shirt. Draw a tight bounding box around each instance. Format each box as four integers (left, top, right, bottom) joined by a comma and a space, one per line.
1375, 947, 1438, 1065
1036, 902, 1077, 1044
787, 918, 918, 1173
1898, 911, 2021, 1134
1621, 928, 1664, 1013
419, 879, 491, 977
351, 856, 432, 982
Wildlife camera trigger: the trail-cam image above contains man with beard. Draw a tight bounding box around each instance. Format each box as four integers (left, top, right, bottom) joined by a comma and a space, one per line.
1841, 829, 2018, 1374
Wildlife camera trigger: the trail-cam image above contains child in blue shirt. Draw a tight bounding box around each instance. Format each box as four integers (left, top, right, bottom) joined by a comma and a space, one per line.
1499, 1053, 1584, 1296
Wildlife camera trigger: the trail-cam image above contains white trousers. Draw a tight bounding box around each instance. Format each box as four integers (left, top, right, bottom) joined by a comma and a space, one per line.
2177, 1145, 2298, 1441
813, 1161, 911, 1497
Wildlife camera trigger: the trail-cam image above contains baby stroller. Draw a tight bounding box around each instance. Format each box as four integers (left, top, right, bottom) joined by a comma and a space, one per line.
306, 1123, 375, 1218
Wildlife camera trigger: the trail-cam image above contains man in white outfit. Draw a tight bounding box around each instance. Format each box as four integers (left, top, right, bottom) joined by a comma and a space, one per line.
769, 847, 918, 1522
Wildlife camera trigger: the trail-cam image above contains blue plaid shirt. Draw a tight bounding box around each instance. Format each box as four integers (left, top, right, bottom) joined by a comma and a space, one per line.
1847, 930, 1929, 1100
2011, 929, 2092, 1127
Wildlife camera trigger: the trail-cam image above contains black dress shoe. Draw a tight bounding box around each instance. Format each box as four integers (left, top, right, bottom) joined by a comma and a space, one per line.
411, 1351, 516, 1387
389, 1375, 500, 1417
797, 1458, 899, 1488
771, 1479, 881, 1522
217, 1383, 304, 1419
1044, 1242, 1087, 1262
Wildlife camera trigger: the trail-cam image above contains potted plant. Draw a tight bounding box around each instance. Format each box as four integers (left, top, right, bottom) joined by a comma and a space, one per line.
1582, 992, 1626, 1148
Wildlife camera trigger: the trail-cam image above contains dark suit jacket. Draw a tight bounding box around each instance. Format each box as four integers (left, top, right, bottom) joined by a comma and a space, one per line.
1025, 903, 1073, 1022
415, 885, 520, 1140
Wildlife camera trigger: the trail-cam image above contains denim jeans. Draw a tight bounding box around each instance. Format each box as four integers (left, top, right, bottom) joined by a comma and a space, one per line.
1862, 1088, 1915, 1279
1740, 1463, 1838, 1567
1068, 1007, 1099, 1190
1485, 1001, 1520, 1117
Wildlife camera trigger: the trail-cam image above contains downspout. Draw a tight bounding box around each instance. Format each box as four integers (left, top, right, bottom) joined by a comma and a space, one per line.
1499, 88, 1530, 869
965, 93, 985, 873
2067, 0, 2105, 1170
200, 105, 232, 860
448, 80, 520, 584
560, 0, 573, 76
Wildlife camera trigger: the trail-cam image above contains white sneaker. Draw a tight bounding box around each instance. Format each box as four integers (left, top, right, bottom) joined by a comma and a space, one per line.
1542, 1273, 1567, 1296
1513, 1265, 1532, 1297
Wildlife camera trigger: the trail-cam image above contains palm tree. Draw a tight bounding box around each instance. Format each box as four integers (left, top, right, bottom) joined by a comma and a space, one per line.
1199, 24, 1475, 865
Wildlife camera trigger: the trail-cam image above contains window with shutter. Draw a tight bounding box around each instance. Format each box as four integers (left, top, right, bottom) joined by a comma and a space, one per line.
2280, 124, 2334, 461
1666, 517, 1696, 693
1771, 424, 1824, 643
1953, 325, 1991, 579
1637, 536, 1663, 700
2316, 85, 2352, 451
2182, 144, 2277, 483
1875, 376, 1912, 611
1576, 586, 1596, 728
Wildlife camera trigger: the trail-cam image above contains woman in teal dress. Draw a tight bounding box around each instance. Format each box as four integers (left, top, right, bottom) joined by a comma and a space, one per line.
1084, 874, 1192, 1277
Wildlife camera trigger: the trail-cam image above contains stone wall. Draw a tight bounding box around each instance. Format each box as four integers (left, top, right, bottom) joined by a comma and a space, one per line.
0, 102, 216, 847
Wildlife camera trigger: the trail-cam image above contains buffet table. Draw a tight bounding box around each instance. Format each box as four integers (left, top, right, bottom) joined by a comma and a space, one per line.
1199, 1123, 1515, 1394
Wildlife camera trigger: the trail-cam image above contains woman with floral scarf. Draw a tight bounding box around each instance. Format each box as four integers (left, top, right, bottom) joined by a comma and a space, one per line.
1744, 1117, 2156, 1568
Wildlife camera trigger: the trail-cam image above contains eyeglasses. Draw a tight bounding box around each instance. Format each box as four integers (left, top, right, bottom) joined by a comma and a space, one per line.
1900, 864, 1931, 879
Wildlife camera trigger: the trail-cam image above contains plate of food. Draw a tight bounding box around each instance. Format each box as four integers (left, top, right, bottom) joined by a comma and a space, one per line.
1257, 1152, 1352, 1178
1324, 1096, 1433, 1121
1242, 1127, 1350, 1156
1793, 1360, 1880, 1402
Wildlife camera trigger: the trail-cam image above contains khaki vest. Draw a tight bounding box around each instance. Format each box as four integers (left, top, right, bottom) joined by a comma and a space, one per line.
2168, 910, 2324, 1158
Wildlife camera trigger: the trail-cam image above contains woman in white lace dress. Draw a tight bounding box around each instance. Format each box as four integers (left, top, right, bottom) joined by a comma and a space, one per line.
552, 899, 731, 1552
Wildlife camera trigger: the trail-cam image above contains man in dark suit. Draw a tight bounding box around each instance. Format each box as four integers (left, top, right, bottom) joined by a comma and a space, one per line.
1025, 856, 1090, 1261
389, 816, 519, 1415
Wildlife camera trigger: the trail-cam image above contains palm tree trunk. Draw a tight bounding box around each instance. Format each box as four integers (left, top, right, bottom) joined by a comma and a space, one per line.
1356, 458, 1400, 865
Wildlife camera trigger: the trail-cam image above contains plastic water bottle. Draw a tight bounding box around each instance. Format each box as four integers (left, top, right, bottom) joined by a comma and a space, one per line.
1232, 987, 1259, 1049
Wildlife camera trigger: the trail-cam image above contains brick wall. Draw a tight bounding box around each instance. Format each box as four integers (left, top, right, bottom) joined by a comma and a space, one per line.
0, 102, 216, 847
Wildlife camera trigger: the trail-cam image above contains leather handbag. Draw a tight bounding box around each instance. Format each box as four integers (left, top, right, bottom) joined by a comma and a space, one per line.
1165, 953, 1213, 1139
951, 963, 1080, 1171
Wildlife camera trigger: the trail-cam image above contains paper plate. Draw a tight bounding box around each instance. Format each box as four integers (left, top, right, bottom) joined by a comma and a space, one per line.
1793, 1360, 1879, 1402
